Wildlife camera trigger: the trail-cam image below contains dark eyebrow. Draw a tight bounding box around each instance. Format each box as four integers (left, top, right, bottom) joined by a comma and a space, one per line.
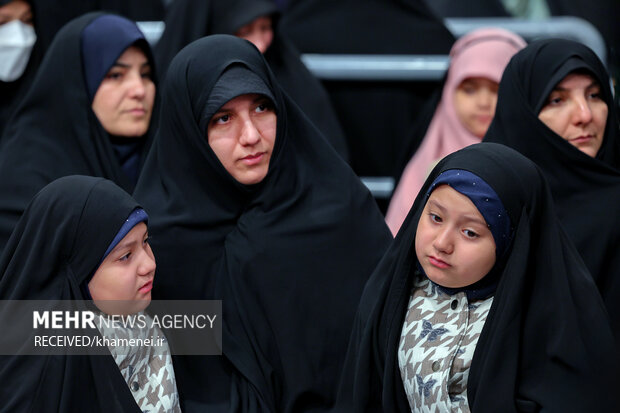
461, 214, 488, 228
553, 80, 599, 92
428, 199, 446, 212
109, 230, 148, 254
429, 199, 488, 227
110, 61, 151, 70
214, 95, 273, 116
112, 239, 137, 253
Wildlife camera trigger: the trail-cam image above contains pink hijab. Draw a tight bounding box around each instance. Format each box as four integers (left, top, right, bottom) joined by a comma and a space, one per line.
385, 28, 526, 235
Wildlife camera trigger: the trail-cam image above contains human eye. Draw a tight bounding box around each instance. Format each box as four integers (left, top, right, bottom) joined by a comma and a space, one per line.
545, 92, 563, 106
22, 12, 34, 25
105, 70, 123, 81
118, 251, 132, 262
587, 86, 602, 100
429, 213, 442, 223
463, 229, 479, 239
255, 100, 274, 113
212, 113, 230, 125
458, 81, 477, 95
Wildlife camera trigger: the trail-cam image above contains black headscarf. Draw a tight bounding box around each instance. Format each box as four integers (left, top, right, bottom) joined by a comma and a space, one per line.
0, 175, 143, 413
133, 34, 392, 412
335, 142, 618, 412
279, 0, 455, 182
154, 0, 349, 161
483, 38, 620, 340
0, 12, 158, 256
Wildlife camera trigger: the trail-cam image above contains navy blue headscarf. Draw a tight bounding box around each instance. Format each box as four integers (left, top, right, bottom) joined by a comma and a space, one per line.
81, 14, 153, 101
81, 14, 156, 184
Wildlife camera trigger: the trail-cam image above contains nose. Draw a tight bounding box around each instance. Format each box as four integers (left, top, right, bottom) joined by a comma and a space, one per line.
476, 88, 494, 109
138, 246, 156, 277
128, 72, 146, 100
239, 118, 261, 146
572, 97, 593, 125
432, 227, 454, 255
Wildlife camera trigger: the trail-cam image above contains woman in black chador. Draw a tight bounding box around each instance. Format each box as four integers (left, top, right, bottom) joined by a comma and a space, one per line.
335, 143, 617, 411
0, 12, 158, 256
133, 34, 392, 412
483, 39, 620, 343
154, 0, 349, 161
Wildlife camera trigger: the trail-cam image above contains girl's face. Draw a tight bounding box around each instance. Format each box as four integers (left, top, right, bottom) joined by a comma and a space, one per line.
415, 185, 496, 288
91, 46, 156, 138
454, 77, 499, 138
88, 222, 155, 315
207, 93, 277, 185
235, 16, 273, 54
538, 73, 608, 158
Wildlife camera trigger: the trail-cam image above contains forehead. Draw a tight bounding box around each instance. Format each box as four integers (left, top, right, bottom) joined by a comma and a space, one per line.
116, 46, 148, 63
554, 72, 597, 90
458, 77, 499, 88
427, 185, 486, 221
217, 93, 266, 110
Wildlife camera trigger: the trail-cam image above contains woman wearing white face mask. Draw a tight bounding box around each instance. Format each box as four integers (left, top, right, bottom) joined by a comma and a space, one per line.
0, 0, 37, 136
0, 12, 159, 258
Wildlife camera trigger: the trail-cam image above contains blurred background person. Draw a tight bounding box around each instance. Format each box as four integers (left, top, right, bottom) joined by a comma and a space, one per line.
386, 28, 526, 235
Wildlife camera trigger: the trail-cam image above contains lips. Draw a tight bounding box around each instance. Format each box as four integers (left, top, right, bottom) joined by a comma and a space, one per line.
126, 108, 147, 116
428, 256, 451, 269
138, 280, 153, 294
240, 152, 265, 165
570, 135, 594, 144
475, 115, 492, 123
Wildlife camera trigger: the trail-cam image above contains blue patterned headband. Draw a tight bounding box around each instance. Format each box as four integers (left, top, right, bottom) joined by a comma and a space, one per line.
427, 169, 512, 258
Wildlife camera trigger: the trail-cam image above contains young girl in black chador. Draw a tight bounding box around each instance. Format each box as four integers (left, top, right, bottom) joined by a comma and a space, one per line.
336, 143, 617, 411
0, 176, 180, 412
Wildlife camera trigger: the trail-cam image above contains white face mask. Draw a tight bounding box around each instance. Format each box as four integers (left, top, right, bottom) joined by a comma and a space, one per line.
0, 20, 36, 82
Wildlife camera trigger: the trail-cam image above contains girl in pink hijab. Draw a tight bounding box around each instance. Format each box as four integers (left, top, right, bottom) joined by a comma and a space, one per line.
386, 28, 526, 235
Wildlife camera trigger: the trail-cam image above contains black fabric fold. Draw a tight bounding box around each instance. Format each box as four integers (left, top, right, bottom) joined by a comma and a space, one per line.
134, 34, 392, 412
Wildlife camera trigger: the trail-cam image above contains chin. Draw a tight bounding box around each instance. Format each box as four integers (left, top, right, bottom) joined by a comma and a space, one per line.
115, 121, 150, 138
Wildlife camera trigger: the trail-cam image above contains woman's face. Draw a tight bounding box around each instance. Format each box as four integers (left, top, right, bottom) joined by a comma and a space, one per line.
235, 16, 273, 54
91, 46, 156, 137
415, 185, 496, 288
88, 222, 155, 315
538, 73, 608, 158
207, 93, 277, 185
454, 77, 499, 138
0, 0, 32, 26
